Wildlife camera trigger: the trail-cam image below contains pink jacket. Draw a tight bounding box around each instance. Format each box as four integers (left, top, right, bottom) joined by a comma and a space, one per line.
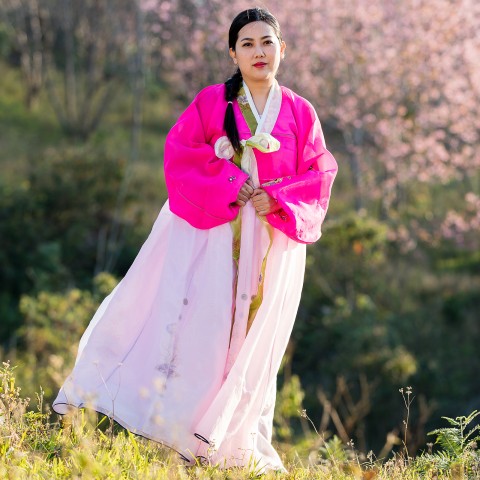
164, 84, 337, 244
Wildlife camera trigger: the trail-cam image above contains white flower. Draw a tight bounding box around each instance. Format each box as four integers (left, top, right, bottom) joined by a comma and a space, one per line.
214, 136, 234, 159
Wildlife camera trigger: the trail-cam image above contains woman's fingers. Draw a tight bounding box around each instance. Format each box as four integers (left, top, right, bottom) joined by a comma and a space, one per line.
251, 190, 272, 215
236, 180, 254, 206
235, 181, 275, 211
237, 191, 250, 203
250, 195, 262, 207
251, 189, 281, 215
243, 181, 254, 196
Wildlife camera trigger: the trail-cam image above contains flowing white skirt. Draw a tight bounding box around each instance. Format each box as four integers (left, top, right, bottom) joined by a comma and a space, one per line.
53, 200, 306, 472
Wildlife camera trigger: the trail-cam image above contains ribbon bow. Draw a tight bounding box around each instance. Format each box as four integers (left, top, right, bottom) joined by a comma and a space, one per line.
239, 133, 281, 185
240, 133, 280, 153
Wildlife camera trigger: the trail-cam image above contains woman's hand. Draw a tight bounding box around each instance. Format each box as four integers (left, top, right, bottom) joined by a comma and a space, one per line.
251, 188, 281, 216
235, 178, 255, 206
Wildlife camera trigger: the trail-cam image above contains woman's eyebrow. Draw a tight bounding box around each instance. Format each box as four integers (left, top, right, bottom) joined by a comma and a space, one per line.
239, 35, 274, 42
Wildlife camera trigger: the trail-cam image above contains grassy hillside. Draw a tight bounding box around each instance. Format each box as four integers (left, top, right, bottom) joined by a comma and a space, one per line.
1, 363, 479, 479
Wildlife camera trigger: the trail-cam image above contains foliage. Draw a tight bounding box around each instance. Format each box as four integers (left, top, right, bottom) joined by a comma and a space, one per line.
1, 0, 480, 468
0, 145, 132, 341
288, 207, 480, 454
0, 363, 476, 479
0, 21, 11, 57
274, 374, 305, 441
414, 411, 480, 478
1, 0, 143, 134
319, 435, 350, 463
7, 273, 116, 400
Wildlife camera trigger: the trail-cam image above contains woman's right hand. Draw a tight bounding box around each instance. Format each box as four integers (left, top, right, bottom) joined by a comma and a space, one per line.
235, 178, 255, 206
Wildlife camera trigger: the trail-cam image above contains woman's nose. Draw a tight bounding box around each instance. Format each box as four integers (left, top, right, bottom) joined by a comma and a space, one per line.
254, 45, 265, 57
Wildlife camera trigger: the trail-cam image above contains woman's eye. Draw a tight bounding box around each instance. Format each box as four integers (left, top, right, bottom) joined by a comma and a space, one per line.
242, 42, 252, 47
264, 40, 274, 45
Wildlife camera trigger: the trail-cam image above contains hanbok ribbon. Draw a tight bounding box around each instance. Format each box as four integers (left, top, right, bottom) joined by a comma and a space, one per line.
214, 133, 280, 183
214, 136, 235, 160
239, 133, 280, 186
240, 133, 280, 153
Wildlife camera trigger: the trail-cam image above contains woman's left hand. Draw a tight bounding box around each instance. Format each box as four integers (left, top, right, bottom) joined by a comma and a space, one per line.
251, 188, 281, 216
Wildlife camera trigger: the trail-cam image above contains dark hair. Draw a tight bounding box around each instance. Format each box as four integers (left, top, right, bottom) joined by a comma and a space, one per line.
223, 8, 283, 154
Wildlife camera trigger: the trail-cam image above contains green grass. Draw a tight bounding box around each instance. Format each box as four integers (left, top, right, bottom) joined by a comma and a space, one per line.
1, 362, 479, 479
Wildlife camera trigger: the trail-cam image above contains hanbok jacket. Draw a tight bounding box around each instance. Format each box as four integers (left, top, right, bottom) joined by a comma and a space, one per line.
164, 84, 337, 243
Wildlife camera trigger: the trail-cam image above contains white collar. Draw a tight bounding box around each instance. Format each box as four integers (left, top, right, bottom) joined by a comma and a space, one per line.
243, 81, 277, 134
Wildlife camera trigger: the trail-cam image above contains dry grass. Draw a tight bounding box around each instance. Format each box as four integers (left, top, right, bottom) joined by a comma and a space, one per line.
3, 362, 476, 480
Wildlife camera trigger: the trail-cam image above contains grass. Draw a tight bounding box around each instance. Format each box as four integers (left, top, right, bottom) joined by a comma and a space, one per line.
1, 362, 479, 479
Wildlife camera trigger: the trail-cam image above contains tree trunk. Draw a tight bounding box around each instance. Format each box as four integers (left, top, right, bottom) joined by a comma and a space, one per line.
344, 127, 364, 212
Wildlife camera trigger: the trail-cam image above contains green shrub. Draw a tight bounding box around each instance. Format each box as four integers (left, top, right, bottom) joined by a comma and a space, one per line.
0, 146, 127, 341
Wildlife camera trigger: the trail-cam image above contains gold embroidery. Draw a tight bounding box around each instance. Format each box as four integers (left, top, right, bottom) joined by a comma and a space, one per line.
261, 178, 283, 187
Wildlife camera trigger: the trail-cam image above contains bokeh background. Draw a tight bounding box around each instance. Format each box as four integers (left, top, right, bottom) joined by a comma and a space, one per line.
1, 0, 479, 459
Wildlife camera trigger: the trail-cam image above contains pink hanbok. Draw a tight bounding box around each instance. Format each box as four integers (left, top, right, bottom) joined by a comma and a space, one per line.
53, 80, 337, 472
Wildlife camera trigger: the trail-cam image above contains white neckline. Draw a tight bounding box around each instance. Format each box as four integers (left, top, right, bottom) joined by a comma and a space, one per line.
243, 82, 276, 133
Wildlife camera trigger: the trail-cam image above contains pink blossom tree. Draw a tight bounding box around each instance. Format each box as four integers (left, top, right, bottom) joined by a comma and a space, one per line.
289, 0, 480, 212
141, 0, 480, 242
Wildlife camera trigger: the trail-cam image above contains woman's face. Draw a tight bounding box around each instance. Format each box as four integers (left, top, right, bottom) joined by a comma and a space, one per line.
229, 21, 286, 87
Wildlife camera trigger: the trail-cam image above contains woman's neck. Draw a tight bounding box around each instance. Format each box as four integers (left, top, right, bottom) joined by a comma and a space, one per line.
243, 80, 273, 116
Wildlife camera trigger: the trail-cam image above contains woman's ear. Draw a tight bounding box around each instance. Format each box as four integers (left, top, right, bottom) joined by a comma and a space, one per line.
229, 48, 237, 64
280, 41, 286, 60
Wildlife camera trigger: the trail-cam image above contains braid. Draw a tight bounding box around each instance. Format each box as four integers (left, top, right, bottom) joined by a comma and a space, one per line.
223, 69, 243, 154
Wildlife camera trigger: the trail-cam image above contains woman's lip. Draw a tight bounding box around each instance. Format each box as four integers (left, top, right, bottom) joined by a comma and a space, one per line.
253, 62, 267, 67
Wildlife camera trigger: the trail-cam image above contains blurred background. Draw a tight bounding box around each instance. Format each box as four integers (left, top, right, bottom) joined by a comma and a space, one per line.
0, 0, 479, 459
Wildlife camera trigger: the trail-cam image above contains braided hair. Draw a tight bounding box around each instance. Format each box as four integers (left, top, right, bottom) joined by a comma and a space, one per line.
223, 8, 283, 154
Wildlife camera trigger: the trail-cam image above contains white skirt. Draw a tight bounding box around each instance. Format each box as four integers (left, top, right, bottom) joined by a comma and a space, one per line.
53, 200, 306, 472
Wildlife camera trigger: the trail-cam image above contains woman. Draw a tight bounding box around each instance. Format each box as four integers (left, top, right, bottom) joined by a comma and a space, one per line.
53, 7, 337, 473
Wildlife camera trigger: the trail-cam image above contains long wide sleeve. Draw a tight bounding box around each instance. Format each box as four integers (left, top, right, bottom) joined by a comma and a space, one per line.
164, 94, 249, 229
262, 107, 337, 244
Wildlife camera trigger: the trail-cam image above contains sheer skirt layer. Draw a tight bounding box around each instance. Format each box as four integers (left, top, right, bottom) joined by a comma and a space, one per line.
53, 200, 305, 472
